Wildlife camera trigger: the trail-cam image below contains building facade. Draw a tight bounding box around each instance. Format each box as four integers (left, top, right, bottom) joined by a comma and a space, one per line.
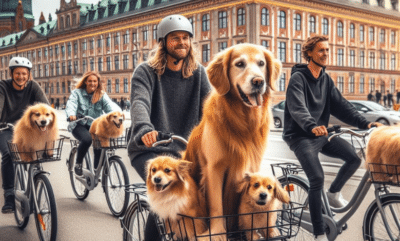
0, 0, 35, 37
0, 0, 400, 106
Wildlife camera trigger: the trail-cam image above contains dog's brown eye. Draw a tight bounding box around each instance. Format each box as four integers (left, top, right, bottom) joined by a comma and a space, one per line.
259, 60, 265, 66
35, 113, 40, 116
165, 168, 171, 173
254, 183, 260, 188
267, 185, 272, 190
152, 168, 156, 172
235, 61, 245, 68
46, 113, 50, 116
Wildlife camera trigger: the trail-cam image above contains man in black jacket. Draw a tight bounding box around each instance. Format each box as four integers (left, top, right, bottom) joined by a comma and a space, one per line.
283, 36, 381, 241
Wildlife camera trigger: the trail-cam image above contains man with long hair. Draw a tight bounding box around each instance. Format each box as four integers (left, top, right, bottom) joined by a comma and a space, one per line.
127, 14, 211, 241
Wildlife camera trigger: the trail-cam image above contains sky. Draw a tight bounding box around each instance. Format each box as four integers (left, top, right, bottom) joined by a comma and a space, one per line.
32, 0, 100, 25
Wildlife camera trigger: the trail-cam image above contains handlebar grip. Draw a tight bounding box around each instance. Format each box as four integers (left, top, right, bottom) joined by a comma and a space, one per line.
157, 132, 172, 141
327, 125, 341, 133
370, 123, 378, 128
67, 114, 85, 122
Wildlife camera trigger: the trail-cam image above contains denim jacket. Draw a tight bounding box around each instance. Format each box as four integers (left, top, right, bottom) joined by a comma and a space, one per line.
65, 88, 121, 132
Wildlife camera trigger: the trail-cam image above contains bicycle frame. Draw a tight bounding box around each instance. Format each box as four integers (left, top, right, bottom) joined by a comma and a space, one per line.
74, 148, 108, 190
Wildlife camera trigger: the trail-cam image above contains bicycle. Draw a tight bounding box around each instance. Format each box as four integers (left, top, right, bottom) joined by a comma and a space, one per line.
1, 122, 66, 241
272, 125, 400, 241
66, 114, 130, 217
120, 132, 305, 241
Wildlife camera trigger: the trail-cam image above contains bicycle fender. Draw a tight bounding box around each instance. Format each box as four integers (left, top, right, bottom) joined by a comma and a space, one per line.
34, 170, 49, 178
278, 174, 310, 186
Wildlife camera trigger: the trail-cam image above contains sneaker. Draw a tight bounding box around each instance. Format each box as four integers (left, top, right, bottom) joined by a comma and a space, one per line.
74, 164, 83, 176
314, 233, 329, 241
1, 193, 15, 214
326, 190, 348, 208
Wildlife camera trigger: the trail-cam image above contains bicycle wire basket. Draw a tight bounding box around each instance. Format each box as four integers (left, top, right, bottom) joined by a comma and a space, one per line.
271, 162, 303, 177
7, 138, 66, 164
155, 202, 304, 241
367, 163, 400, 187
92, 127, 131, 150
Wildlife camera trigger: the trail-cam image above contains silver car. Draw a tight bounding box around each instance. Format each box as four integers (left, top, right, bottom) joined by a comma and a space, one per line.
272, 101, 285, 128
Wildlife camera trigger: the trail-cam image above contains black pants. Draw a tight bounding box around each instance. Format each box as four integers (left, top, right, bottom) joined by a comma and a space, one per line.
72, 124, 101, 169
289, 136, 361, 235
0, 129, 14, 192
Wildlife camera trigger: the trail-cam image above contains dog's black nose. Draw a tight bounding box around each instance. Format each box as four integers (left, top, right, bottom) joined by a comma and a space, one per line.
259, 193, 267, 200
119, 119, 123, 124
252, 77, 265, 89
154, 177, 162, 184
40, 120, 47, 125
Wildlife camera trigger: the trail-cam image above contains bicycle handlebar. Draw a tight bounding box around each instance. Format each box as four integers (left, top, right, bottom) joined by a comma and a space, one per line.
0, 123, 14, 132
67, 114, 95, 123
151, 132, 188, 147
328, 125, 376, 142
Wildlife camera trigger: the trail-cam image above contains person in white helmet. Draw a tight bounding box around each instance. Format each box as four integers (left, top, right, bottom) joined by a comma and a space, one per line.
127, 14, 211, 240
0, 57, 49, 213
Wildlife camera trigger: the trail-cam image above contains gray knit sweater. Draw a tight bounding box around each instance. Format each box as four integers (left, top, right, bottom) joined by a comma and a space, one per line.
127, 62, 211, 160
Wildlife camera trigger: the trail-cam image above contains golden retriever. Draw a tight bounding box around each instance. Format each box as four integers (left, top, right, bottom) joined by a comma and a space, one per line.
238, 173, 290, 240
366, 125, 400, 183
146, 156, 208, 241
183, 43, 282, 240
12, 103, 59, 162
89, 111, 125, 147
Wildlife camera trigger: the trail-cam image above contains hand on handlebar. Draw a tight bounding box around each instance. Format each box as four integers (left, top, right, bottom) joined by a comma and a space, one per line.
69, 116, 77, 121
368, 122, 383, 128
141, 130, 158, 148
312, 125, 328, 137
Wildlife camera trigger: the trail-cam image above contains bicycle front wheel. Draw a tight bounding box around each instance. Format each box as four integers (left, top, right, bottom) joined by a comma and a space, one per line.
34, 174, 57, 241
69, 150, 90, 200
363, 194, 400, 241
122, 200, 150, 241
14, 164, 29, 229
103, 157, 130, 217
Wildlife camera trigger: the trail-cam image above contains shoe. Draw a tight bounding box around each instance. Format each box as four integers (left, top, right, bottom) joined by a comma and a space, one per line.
314, 233, 329, 241
326, 190, 348, 208
74, 164, 83, 176
1, 193, 15, 214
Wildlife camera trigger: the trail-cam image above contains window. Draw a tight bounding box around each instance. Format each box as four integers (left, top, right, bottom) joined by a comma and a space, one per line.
369, 27, 374, 42
153, 25, 157, 40
123, 55, 129, 69
106, 35, 111, 47
337, 48, 344, 66
380, 29, 385, 43
90, 39, 94, 50
218, 11, 227, 29
337, 21, 343, 37
38, 64, 41, 77
391, 79, 396, 93
124, 78, 129, 93
74, 60, 78, 74
115, 33, 120, 45
38, 49, 41, 58
67, 43, 71, 54
237, 8, 245, 26
68, 81, 71, 93
56, 62, 60, 76
369, 77, 375, 92
337, 76, 344, 93
188, 17, 193, 26
57, 82, 60, 94
98, 37, 103, 48
294, 43, 302, 63
62, 62, 65, 75
279, 11, 286, 29
98, 57, 103, 72
115, 79, 120, 93
369, 51, 375, 69
360, 75, 365, 94
294, 14, 301, 31
360, 25, 365, 42
261, 8, 269, 26
132, 54, 137, 69
360, 50, 365, 68
202, 14, 210, 31
55, 46, 59, 56
82, 59, 87, 73
114, 56, 119, 70
309, 16, 316, 33
49, 47, 53, 57
278, 42, 286, 62
380, 52, 386, 70
124, 30, 130, 44
349, 75, 354, 93
62, 82, 65, 94
74, 42, 78, 54
218, 42, 227, 52
377, 0, 384, 7
261, 40, 269, 48
142, 27, 148, 41
350, 23, 355, 39
44, 48, 48, 57
90, 58, 94, 71
45, 65, 49, 77
106, 57, 111, 71
107, 79, 111, 93
132, 31, 137, 43
391, 30, 396, 45
82, 40, 87, 51
391, 53, 396, 70
202, 44, 210, 63
322, 18, 329, 35
278, 73, 286, 92
350, 50, 355, 67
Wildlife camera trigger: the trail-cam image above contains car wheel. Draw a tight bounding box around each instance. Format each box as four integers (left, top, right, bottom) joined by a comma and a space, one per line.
274, 117, 282, 128
377, 118, 389, 125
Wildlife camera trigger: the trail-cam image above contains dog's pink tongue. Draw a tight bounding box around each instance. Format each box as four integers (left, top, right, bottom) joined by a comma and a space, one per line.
248, 94, 263, 107
40, 126, 47, 132
155, 185, 163, 192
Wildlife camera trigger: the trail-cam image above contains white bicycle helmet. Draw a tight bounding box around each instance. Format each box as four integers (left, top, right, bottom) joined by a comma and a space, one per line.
9, 57, 32, 70
157, 15, 193, 42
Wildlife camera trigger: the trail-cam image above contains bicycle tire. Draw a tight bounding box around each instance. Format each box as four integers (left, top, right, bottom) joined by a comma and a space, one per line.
14, 164, 29, 229
122, 199, 150, 241
363, 193, 400, 241
103, 157, 130, 217
34, 174, 57, 241
68, 149, 90, 200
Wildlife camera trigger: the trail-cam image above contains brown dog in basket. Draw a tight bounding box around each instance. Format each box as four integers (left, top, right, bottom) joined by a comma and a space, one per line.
89, 111, 125, 148
366, 125, 400, 184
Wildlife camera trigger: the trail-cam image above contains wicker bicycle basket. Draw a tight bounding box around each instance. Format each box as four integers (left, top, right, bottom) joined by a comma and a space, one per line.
367, 163, 400, 187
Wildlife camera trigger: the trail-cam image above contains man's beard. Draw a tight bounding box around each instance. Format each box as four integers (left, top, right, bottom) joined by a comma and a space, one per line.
167, 47, 189, 61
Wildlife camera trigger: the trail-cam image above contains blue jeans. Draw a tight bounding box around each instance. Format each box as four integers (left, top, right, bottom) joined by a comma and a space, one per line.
289, 136, 361, 235
0, 129, 14, 192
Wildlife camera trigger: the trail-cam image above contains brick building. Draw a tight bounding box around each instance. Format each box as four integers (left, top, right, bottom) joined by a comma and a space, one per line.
0, 0, 35, 38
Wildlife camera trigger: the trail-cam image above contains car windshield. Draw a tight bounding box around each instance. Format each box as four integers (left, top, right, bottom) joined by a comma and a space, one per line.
356, 101, 388, 111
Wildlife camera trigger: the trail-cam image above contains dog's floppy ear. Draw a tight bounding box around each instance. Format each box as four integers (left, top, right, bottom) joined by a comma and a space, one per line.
107, 112, 113, 122
274, 178, 290, 204
146, 159, 155, 184
263, 49, 282, 91
24, 105, 36, 128
238, 172, 252, 194
49, 107, 57, 128
206, 47, 233, 96
177, 160, 192, 182
122, 112, 125, 121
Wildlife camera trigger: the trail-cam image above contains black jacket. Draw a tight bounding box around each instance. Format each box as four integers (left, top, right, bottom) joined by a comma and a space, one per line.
283, 64, 370, 146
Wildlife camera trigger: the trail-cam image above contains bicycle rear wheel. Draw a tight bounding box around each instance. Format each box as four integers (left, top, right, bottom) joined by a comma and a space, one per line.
34, 174, 57, 241
103, 157, 130, 217
363, 194, 400, 241
122, 200, 150, 241
14, 164, 29, 229
69, 150, 90, 200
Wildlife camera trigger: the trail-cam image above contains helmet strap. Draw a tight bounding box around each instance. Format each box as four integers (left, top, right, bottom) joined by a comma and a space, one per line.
311, 58, 325, 68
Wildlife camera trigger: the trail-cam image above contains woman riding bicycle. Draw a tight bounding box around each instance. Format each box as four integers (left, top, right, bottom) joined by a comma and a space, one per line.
283, 35, 382, 241
65, 71, 121, 176
0, 57, 49, 213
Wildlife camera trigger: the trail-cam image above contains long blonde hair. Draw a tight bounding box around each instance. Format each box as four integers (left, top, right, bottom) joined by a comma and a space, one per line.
148, 39, 198, 79
75, 71, 104, 104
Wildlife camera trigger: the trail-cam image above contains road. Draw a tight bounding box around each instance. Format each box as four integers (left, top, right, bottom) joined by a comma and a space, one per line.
0, 110, 398, 240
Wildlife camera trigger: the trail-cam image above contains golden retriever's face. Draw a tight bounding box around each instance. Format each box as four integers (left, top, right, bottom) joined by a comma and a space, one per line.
107, 111, 125, 128
147, 156, 191, 192
29, 104, 56, 132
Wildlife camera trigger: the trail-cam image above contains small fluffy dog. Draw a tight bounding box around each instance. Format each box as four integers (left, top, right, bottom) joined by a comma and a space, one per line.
366, 125, 400, 183
12, 103, 59, 162
147, 156, 208, 241
89, 111, 125, 147
238, 173, 290, 241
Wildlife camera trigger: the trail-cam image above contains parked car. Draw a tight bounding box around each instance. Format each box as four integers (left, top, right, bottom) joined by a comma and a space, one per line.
272, 100, 400, 128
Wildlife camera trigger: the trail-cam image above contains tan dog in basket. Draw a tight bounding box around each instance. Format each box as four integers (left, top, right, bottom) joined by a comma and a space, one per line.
238, 173, 290, 240
89, 111, 124, 148
366, 125, 400, 183
12, 103, 59, 162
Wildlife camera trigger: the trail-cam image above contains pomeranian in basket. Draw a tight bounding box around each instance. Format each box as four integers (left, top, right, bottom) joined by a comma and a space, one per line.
12, 103, 59, 162
238, 172, 290, 240
89, 111, 125, 148
366, 125, 400, 183
147, 156, 208, 241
